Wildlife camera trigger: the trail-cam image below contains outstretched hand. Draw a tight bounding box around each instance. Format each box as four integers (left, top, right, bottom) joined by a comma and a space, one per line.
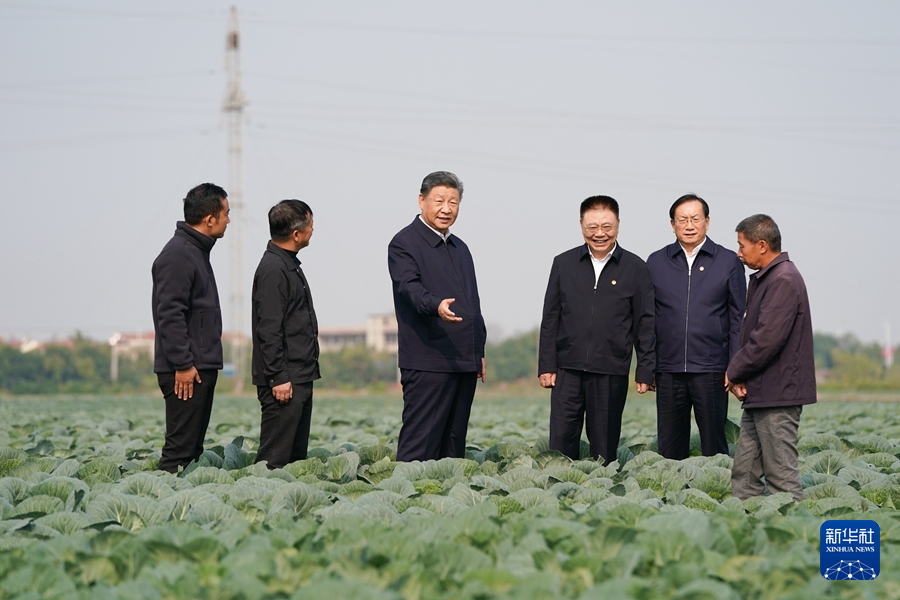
438, 298, 462, 323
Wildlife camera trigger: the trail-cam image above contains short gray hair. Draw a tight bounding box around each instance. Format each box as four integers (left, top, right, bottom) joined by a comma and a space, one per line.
736, 214, 781, 252
269, 199, 312, 241
420, 171, 463, 199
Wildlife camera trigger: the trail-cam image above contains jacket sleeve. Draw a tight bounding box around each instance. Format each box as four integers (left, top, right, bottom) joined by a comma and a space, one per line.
388, 237, 442, 316
632, 262, 656, 384
469, 261, 488, 358
153, 249, 195, 371
254, 264, 290, 386
727, 255, 747, 361
538, 259, 561, 375
727, 273, 799, 383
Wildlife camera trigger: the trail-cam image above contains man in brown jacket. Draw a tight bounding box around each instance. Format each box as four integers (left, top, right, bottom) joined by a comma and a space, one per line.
725, 214, 816, 502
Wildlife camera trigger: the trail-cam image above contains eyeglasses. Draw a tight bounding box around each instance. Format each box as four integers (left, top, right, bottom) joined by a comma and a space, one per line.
674, 216, 706, 226
582, 222, 617, 234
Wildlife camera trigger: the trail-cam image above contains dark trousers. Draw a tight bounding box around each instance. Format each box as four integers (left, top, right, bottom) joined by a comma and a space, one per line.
254, 382, 314, 469
550, 369, 627, 465
396, 369, 477, 462
655, 372, 728, 460
158, 370, 218, 473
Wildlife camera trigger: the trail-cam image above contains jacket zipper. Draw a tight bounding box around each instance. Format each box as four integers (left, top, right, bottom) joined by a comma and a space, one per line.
684, 260, 692, 372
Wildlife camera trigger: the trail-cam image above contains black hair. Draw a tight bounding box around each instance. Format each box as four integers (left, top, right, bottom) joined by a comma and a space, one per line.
580, 195, 619, 219
183, 183, 227, 225
669, 194, 709, 220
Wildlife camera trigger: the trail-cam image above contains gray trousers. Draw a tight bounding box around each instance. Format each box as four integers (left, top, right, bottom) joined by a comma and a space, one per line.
732, 405, 803, 502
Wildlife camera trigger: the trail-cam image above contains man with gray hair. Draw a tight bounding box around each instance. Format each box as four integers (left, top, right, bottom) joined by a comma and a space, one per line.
726, 214, 816, 501
251, 200, 319, 469
388, 171, 487, 462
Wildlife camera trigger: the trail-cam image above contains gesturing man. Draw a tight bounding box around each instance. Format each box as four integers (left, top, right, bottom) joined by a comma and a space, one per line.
726, 214, 816, 502
647, 194, 746, 459
251, 200, 320, 469
539, 195, 655, 464
152, 182, 229, 473
388, 171, 486, 462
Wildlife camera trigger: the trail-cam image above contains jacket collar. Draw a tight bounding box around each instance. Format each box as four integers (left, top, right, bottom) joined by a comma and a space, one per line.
666, 236, 716, 259
753, 252, 790, 280
580, 242, 622, 263
266, 240, 301, 268
411, 215, 456, 248
175, 221, 216, 253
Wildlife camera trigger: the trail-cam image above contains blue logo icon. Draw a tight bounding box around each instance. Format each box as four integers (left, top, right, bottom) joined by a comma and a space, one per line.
820, 520, 880, 580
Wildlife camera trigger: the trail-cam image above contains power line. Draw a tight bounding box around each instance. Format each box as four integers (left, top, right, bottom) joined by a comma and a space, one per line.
0, 127, 215, 153
0, 71, 217, 90
3, 3, 897, 46
245, 125, 897, 212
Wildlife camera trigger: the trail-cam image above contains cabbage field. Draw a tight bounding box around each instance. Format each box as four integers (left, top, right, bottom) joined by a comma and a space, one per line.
1, 394, 899, 599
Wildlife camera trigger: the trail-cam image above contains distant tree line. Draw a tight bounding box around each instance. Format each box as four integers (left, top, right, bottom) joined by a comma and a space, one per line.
1, 330, 898, 394
814, 332, 900, 391
0, 333, 155, 394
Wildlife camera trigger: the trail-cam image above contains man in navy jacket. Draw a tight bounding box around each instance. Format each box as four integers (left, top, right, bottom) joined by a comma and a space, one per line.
539, 196, 655, 464
388, 171, 486, 462
646, 194, 746, 459
151, 183, 229, 472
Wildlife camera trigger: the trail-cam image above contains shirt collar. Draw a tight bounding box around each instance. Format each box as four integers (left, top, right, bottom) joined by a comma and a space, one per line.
580, 242, 619, 262
680, 237, 707, 258
418, 215, 449, 243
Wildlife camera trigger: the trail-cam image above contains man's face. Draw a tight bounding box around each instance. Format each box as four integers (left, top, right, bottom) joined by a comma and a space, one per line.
671, 200, 709, 250
208, 198, 231, 239
295, 216, 314, 250
736, 232, 764, 270
418, 185, 460, 234
581, 207, 619, 259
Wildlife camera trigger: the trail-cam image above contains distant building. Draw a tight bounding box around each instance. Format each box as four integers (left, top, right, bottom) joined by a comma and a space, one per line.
114, 332, 155, 360
319, 314, 398, 355
318, 327, 367, 352
366, 314, 399, 354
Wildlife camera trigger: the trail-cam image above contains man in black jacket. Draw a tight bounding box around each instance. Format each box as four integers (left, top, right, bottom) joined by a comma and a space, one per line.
251, 200, 320, 469
539, 196, 655, 464
151, 182, 229, 472
646, 194, 746, 459
388, 171, 486, 462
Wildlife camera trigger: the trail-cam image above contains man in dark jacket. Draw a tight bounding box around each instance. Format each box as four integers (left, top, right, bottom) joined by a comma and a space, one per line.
647, 194, 746, 459
251, 200, 320, 469
726, 214, 816, 502
151, 182, 229, 473
539, 196, 655, 464
388, 171, 486, 462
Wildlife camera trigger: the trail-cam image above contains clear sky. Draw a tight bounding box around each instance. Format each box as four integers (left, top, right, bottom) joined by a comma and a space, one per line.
1, 1, 897, 346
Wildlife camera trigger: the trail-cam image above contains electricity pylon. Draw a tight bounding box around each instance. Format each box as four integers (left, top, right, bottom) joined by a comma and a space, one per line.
223, 6, 249, 393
